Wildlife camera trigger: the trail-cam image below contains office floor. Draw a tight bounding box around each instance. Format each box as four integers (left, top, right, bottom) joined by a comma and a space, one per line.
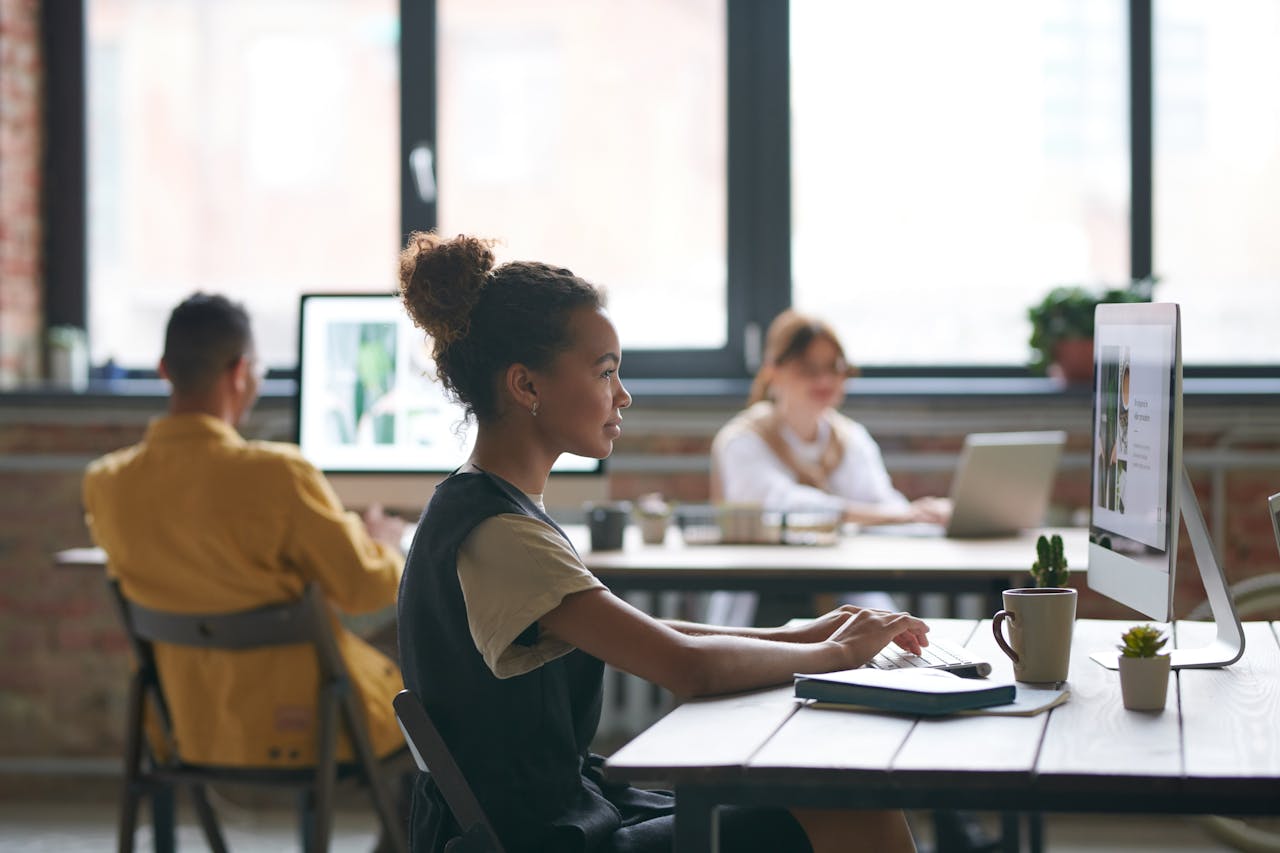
0, 797, 1260, 852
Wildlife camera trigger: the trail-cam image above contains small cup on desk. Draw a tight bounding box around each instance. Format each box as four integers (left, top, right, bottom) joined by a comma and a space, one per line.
636, 513, 669, 546
992, 587, 1077, 683
585, 501, 631, 551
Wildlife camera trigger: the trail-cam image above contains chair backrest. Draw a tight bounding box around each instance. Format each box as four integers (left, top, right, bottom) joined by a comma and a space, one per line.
109, 581, 347, 678
393, 689, 505, 853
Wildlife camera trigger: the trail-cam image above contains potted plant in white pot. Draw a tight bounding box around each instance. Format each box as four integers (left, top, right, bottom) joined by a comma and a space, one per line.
1117, 624, 1171, 711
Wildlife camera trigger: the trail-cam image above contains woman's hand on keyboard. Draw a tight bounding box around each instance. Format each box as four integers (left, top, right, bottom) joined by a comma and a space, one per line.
824, 608, 931, 669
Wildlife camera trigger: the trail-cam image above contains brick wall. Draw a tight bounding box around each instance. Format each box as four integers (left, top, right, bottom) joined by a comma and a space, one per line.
0, 0, 44, 387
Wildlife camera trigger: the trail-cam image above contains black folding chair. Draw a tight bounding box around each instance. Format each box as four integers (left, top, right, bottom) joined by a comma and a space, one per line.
108, 579, 407, 853
393, 689, 505, 853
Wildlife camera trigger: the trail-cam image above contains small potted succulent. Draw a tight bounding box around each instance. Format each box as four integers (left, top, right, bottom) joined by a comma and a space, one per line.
1030, 533, 1070, 588
1117, 624, 1171, 711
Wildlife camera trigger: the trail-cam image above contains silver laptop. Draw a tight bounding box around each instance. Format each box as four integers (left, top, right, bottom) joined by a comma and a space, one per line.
867, 430, 1066, 539
945, 431, 1067, 537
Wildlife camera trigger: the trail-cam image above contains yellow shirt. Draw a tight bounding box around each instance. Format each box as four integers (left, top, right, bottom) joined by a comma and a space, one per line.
83, 414, 405, 767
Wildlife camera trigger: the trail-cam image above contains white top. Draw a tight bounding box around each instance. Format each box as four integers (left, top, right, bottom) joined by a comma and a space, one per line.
455, 487, 604, 679
712, 405, 908, 514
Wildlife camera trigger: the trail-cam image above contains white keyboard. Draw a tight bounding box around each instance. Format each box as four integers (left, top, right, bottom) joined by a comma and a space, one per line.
867, 637, 992, 678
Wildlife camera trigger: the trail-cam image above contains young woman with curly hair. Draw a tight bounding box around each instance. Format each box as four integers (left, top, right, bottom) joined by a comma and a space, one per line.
395, 232, 925, 853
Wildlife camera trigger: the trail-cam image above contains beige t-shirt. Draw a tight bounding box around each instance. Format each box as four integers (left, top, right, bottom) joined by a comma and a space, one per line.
456, 496, 605, 679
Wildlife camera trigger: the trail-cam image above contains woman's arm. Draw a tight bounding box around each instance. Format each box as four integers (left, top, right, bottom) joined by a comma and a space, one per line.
539, 590, 929, 699
662, 604, 928, 646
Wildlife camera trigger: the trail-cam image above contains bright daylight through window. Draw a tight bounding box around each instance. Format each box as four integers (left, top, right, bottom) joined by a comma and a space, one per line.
791, 0, 1129, 366
435, 0, 727, 352
87, 0, 398, 369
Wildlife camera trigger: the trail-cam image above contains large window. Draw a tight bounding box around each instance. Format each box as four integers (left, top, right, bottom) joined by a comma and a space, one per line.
435, 0, 727, 351
56, 1, 1277, 376
791, 0, 1129, 366
86, 0, 398, 368
1154, 0, 1280, 364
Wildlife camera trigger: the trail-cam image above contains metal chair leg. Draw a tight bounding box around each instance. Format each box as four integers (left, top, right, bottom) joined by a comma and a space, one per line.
151, 787, 176, 853
189, 784, 228, 853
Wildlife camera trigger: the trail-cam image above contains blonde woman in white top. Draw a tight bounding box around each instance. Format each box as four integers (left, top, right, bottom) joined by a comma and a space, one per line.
709, 310, 951, 623
713, 310, 949, 526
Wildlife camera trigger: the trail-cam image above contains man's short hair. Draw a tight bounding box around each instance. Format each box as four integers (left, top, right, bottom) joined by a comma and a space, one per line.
162, 293, 254, 394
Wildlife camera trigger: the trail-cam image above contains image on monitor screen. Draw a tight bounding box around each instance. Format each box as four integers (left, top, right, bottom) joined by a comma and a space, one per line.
296, 293, 601, 475
1091, 322, 1175, 554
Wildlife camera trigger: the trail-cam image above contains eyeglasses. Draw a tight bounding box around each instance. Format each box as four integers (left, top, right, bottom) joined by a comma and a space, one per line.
790, 360, 850, 380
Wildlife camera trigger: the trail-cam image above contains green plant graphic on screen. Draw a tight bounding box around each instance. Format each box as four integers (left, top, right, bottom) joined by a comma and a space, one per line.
325, 322, 397, 446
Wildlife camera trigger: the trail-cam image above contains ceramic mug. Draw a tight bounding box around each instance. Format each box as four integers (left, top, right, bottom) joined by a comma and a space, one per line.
992, 587, 1077, 683
585, 501, 631, 551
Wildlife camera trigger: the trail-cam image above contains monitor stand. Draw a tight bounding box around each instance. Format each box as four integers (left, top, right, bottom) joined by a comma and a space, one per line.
1091, 465, 1246, 670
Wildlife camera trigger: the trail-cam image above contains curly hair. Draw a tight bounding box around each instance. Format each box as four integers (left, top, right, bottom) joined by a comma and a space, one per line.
398, 231, 604, 422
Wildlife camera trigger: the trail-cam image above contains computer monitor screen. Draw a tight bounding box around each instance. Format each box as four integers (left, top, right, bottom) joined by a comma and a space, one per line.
295, 293, 603, 476
1088, 302, 1181, 621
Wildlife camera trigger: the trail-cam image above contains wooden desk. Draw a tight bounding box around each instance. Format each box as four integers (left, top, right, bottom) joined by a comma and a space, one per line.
604, 618, 1280, 853
574, 526, 1088, 614
57, 527, 1090, 614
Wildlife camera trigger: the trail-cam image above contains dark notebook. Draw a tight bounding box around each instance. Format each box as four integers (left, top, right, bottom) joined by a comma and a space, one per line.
794, 668, 1016, 716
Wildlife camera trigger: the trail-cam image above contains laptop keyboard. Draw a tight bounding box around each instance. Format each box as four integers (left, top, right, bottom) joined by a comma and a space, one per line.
867, 637, 993, 678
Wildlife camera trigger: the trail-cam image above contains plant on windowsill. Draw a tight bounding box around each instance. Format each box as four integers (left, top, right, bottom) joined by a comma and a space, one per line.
1028, 276, 1158, 384
1029, 533, 1070, 589
1116, 624, 1170, 711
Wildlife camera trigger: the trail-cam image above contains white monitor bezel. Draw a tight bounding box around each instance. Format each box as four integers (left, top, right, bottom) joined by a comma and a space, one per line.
1086, 302, 1181, 622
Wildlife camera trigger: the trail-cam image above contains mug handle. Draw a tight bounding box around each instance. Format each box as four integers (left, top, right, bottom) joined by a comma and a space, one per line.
992, 610, 1020, 664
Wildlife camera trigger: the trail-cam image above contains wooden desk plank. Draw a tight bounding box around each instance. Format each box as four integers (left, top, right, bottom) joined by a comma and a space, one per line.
893, 619, 1047, 776
1036, 619, 1182, 779
1179, 620, 1280, 779
747, 703, 916, 772
604, 685, 797, 784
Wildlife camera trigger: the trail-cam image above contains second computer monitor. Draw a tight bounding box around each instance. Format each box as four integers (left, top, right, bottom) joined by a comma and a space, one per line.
295, 293, 603, 505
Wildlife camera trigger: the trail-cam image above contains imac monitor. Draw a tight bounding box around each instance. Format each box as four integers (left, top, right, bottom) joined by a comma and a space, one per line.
1088, 302, 1244, 669
295, 293, 604, 507
1088, 302, 1180, 622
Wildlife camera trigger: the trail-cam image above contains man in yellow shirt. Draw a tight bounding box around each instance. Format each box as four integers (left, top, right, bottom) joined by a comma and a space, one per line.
83, 293, 406, 770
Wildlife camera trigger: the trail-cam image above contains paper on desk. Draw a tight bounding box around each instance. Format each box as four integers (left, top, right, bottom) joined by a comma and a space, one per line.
955, 684, 1069, 717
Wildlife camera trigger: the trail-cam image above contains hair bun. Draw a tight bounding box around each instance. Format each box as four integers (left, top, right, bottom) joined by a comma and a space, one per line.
398, 232, 497, 347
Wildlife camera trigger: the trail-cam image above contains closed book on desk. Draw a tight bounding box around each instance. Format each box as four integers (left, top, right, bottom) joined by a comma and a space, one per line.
794, 668, 1016, 716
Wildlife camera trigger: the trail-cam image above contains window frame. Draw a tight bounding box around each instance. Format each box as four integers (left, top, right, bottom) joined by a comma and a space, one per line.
39, 0, 1278, 383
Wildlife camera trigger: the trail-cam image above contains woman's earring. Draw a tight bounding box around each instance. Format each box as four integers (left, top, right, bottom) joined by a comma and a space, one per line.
530, 401, 539, 417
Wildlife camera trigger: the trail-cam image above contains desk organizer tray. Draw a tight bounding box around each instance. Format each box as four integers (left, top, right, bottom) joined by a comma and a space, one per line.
675, 505, 840, 546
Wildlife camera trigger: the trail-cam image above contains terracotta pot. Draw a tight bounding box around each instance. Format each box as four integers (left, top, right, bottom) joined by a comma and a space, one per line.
1050, 338, 1095, 385
1118, 654, 1171, 711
